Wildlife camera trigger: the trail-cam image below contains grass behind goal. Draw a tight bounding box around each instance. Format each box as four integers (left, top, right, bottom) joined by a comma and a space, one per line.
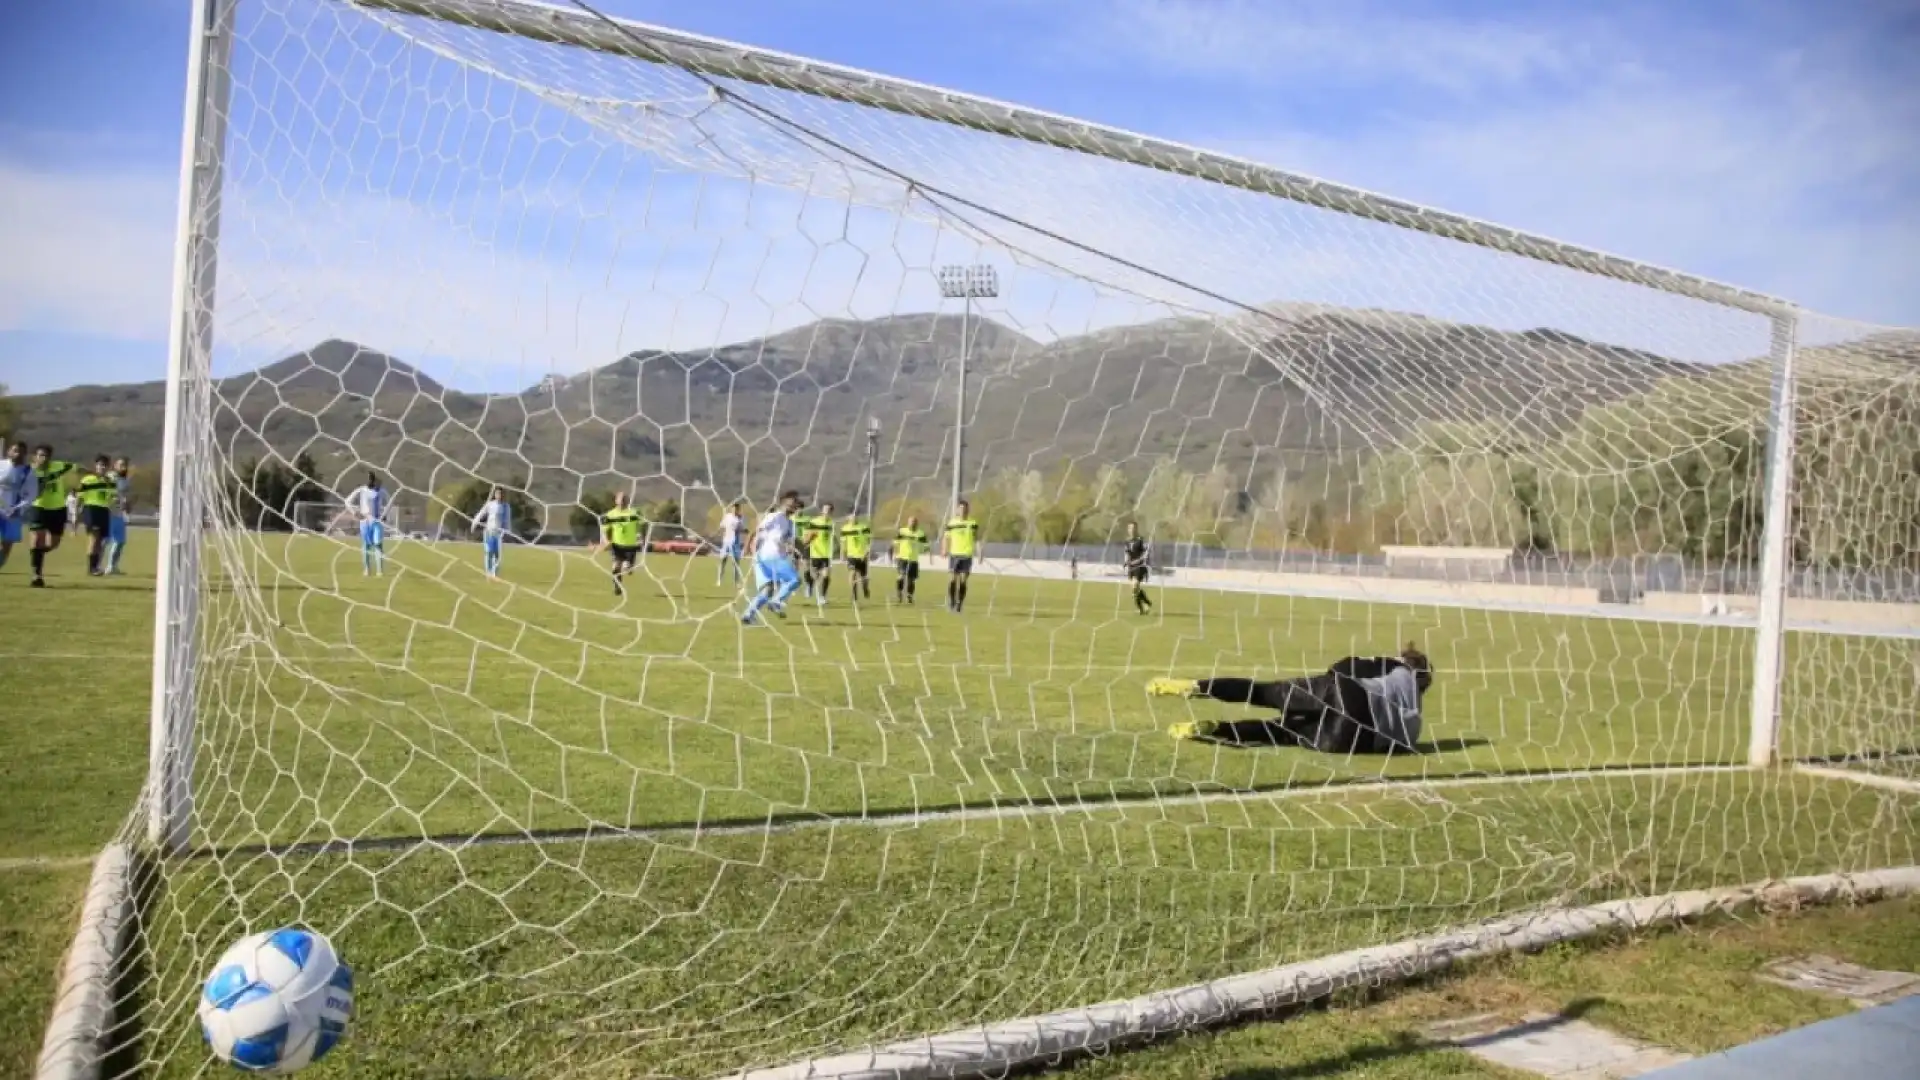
194, 532, 1771, 848
78, 532, 1905, 1078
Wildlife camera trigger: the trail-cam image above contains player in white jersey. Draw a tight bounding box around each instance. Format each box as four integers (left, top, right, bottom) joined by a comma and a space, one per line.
0, 442, 37, 573
104, 457, 132, 575
470, 487, 511, 580
65, 489, 80, 527
343, 472, 389, 576
716, 501, 745, 586
742, 492, 803, 625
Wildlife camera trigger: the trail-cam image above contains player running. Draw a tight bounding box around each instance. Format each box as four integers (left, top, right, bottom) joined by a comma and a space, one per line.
941, 500, 979, 613
77, 456, 118, 577
840, 511, 873, 604
805, 502, 836, 607
105, 457, 132, 575
0, 442, 36, 574
892, 516, 926, 605
1122, 521, 1153, 615
742, 491, 804, 625
1147, 645, 1434, 755
27, 445, 76, 588
716, 501, 746, 586
598, 492, 644, 596
344, 472, 389, 576
470, 487, 511, 580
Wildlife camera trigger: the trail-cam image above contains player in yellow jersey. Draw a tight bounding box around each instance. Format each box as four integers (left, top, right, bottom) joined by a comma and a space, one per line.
804, 503, 836, 606
891, 516, 927, 605
597, 492, 645, 596
27, 445, 76, 588
839, 512, 873, 603
77, 456, 118, 577
941, 500, 979, 614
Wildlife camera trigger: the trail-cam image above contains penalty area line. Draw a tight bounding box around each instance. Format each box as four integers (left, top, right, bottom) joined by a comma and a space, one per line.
1794, 764, 1920, 796
213, 761, 1749, 862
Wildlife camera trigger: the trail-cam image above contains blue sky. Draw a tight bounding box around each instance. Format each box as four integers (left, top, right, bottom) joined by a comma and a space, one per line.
1, 0, 1915, 395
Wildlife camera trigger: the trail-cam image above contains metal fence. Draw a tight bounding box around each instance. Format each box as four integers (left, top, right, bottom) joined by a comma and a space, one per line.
976, 542, 1920, 604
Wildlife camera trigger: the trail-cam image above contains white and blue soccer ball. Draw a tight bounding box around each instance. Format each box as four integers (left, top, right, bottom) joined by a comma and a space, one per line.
198, 927, 353, 1073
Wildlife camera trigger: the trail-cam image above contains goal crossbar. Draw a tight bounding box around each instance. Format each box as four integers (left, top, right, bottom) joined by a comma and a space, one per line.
353, 0, 1792, 318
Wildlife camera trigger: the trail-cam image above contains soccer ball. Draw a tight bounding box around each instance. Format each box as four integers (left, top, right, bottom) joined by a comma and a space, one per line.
198, 927, 353, 1072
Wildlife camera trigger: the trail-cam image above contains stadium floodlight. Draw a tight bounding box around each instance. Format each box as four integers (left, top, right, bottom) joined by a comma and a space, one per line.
938, 264, 999, 514
864, 415, 881, 522
62, 2, 1916, 1080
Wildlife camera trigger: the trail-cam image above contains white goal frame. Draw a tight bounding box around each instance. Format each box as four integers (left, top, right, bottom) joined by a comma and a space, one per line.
145, 0, 1806, 853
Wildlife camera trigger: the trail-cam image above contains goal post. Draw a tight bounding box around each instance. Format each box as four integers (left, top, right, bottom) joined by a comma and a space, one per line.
104, 1, 1917, 1077
147, 0, 233, 855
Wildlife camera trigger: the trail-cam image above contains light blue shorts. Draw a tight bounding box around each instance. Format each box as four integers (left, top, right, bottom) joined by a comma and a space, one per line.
754, 554, 799, 589
360, 520, 385, 548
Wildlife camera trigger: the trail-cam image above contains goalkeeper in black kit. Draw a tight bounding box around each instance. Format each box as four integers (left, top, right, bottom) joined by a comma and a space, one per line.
1121, 521, 1152, 614
1148, 645, 1433, 755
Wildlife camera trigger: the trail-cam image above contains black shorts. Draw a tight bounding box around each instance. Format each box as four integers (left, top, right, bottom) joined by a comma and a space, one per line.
949, 556, 974, 575
609, 544, 641, 563
809, 557, 831, 572
1128, 565, 1149, 584
846, 557, 868, 575
896, 560, 919, 580
31, 506, 67, 537
84, 505, 113, 537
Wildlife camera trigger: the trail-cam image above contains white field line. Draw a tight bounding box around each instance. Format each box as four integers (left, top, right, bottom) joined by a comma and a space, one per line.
243, 762, 1754, 860
719, 865, 1920, 1080
1794, 764, 1920, 796
0, 650, 1667, 682
0, 855, 98, 872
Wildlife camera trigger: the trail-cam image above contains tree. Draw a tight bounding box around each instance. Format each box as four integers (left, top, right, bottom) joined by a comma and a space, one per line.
226, 458, 301, 531
874, 493, 937, 532
433, 475, 538, 540
290, 453, 324, 512
643, 499, 681, 526
0, 383, 16, 443
573, 491, 618, 542
1363, 421, 1537, 550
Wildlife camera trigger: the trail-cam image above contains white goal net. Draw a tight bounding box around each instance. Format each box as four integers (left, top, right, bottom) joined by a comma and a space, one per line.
85, 0, 1918, 1077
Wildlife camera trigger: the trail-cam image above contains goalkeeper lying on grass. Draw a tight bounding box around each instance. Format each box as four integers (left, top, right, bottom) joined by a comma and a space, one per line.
1148, 645, 1433, 754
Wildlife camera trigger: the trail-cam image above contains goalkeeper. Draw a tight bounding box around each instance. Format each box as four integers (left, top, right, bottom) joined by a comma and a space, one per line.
1148, 645, 1433, 754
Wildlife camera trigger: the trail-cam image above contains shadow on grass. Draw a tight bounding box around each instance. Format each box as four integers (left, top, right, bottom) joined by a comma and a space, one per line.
1213, 997, 1608, 1079
1194, 719, 1493, 757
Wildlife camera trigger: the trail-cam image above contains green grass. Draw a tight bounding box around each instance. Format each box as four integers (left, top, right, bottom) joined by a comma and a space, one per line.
1057, 894, 1920, 1079
0, 531, 1915, 1078
1, 862, 94, 1080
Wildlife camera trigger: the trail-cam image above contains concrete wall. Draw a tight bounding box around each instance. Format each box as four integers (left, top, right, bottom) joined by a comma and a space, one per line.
930, 555, 1916, 632
1643, 592, 1920, 632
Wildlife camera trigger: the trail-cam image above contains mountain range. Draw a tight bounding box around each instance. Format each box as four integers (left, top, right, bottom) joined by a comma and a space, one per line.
11, 305, 1724, 510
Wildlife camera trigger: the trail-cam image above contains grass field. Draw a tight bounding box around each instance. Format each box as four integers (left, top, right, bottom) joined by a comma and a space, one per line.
2, 530, 1916, 1079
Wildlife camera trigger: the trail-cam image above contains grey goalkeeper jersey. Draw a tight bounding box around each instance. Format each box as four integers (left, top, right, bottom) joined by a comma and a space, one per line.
1358, 666, 1423, 750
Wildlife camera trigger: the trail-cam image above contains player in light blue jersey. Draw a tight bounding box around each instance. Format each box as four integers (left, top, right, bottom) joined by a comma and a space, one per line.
716, 501, 745, 586
742, 491, 804, 625
104, 457, 132, 575
344, 472, 388, 576
470, 487, 511, 580
0, 442, 37, 573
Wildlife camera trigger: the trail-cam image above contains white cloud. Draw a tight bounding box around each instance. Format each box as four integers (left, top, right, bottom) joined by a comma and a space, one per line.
5, 0, 1911, 400
1053, 0, 1592, 97
0, 161, 179, 341
1052, 0, 1920, 330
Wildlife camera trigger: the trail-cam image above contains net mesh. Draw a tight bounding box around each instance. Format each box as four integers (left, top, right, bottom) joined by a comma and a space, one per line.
108, 1, 1919, 1076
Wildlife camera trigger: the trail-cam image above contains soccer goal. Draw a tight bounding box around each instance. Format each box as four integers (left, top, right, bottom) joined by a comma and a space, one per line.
49, 0, 1917, 1077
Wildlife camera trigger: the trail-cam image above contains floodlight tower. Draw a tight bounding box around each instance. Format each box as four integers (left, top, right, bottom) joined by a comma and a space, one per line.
865, 416, 881, 522
938, 264, 999, 515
